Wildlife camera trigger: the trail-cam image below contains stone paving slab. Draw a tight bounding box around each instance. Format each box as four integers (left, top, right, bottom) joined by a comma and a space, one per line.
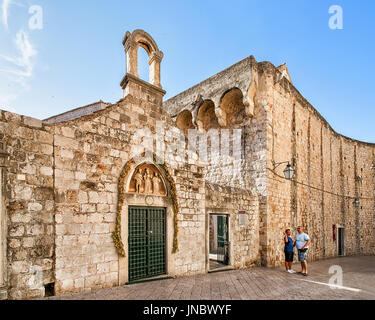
46, 256, 375, 300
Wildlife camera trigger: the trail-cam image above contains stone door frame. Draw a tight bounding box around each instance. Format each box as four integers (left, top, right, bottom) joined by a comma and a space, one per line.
205, 210, 233, 271
118, 195, 175, 284
117, 160, 176, 284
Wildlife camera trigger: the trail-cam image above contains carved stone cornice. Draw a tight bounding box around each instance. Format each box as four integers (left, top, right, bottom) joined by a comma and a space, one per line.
148, 51, 164, 65
123, 38, 138, 52
120, 73, 166, 96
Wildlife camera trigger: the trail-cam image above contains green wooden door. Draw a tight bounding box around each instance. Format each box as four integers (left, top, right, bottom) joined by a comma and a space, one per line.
217, 215, 227, 248
216, 215, 229, 264
128, 206, 166, 281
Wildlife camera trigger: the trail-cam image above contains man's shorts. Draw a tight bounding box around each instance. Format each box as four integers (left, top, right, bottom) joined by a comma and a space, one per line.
284, 251, 294, 262
298, 249, 309, 262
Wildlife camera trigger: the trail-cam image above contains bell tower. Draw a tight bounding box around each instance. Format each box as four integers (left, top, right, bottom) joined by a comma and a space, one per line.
120, 29, 165, 100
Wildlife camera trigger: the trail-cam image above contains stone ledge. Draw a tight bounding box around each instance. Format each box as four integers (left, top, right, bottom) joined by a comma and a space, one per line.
23, 116, 43, 128
120, 73, 166, 96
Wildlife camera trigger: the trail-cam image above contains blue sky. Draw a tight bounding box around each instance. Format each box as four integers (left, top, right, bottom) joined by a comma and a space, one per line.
0, 0, 374, 142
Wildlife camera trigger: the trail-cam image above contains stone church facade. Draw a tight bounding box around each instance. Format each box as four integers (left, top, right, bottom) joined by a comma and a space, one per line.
0, 29, 374, 299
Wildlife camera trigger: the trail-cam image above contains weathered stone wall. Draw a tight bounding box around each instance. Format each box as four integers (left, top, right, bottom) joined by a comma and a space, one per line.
169, 56, 375, 268
166, 56, 268, 209
205, 183, 260, 268
261, 62, 375, 266
52, 79, 206, 295
0, 111, 54, 299
52, 106, 123, 294
173, 161, 206, 276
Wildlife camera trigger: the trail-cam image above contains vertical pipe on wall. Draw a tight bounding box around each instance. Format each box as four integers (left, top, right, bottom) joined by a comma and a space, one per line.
373, 152, 375, 254
354, 145, 360, 255
329, 136, 334, 257
339, 138, 346, 255
0, 168, 3, 287
320, 126, 326, 259
306, 117, 311, 237
0, 145, 9, 298
291, 100, 298, 228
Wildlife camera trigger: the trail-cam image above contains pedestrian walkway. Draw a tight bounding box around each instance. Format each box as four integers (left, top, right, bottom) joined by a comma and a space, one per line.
46, 256, 375, 300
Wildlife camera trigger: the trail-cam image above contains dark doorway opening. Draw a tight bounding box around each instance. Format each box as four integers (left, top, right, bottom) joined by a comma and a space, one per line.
44, 283, 55, 297
338, 227, 345, 256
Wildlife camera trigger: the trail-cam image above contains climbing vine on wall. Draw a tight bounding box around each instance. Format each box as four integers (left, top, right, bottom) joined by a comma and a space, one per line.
112, 158, 134, 257
112, 155, 179, 257
157, 157, 179, 254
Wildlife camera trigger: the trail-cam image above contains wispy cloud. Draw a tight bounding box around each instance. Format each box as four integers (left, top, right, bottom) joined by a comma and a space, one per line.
0, 92, 17, 112
0, 29, 37, 110
0, 29, 37, 82
1, 0, 12, 29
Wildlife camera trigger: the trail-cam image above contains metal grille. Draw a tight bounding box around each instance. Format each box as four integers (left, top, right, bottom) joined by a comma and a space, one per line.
128, 206, 166, 281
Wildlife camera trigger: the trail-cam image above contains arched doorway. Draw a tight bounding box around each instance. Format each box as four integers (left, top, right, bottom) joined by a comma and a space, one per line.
115, 159, 177, 284
127, 163, 168, 281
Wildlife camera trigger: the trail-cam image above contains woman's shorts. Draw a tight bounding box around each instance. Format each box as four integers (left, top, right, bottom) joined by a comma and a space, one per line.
284, 251, 294, 262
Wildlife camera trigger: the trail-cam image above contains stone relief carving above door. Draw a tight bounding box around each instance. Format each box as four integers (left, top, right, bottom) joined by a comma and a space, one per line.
128, 164, 167, 196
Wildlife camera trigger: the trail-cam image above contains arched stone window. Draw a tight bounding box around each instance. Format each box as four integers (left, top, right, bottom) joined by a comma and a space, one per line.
196, 100, 220, 131
122, 29, 163, 88
219, 88, 247, 128
176, 110, 195, 136
137, 46, 150, 83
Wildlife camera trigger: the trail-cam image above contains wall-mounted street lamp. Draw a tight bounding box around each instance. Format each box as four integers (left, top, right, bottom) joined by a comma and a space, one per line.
272, 161, 295, 180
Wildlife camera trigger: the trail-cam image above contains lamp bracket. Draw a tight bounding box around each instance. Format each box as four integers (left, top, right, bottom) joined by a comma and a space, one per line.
272, 160, 290, 170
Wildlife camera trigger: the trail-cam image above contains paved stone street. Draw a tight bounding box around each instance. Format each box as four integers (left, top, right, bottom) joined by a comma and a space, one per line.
47, 256, 375, 300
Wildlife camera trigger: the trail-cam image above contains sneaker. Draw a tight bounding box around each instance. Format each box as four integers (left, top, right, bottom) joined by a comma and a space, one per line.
286, 270, 290, 273
289, 270, 296, 273
287, 270, 293, 273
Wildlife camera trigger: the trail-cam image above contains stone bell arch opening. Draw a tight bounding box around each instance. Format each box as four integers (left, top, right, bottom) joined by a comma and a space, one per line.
137, 46, 150, 83
121, 29, 164, 94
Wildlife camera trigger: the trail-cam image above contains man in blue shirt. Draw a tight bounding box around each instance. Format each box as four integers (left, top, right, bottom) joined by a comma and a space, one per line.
295, 226, 311, 276
283, 229, 295, 273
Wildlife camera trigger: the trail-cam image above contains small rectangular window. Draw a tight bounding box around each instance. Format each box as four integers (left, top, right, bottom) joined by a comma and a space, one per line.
44, 283, 55, 297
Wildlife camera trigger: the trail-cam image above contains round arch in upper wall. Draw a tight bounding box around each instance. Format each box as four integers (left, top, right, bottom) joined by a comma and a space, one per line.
176, 109, 195, 136
195, 100, 220, 131
218, 88, 247, 128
